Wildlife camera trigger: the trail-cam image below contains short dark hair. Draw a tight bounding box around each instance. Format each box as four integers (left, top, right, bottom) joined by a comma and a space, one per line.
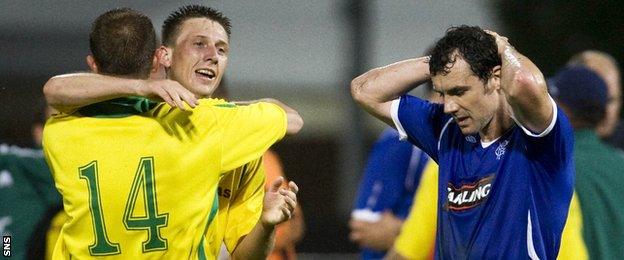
89, 8, 157, 78
429, 25, 501, 82
162, 5, 231, 47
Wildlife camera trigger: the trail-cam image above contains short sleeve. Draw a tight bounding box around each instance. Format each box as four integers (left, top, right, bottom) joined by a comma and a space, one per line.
391, 95, 450, 161
522, 102, 575, 174
218, 102, 287, 172
222, 157, 266, 252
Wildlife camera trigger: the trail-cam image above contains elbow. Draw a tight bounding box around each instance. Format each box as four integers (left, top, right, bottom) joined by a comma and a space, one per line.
43, 76, 61, 106
350, 76, 369, 106
507, 69, 546, 100
43, 76, 75, 114
351, 68, 382, 106
286, 111, 304, 135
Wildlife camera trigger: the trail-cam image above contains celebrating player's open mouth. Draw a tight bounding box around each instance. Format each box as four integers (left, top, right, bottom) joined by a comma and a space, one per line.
195, 68, 216, 81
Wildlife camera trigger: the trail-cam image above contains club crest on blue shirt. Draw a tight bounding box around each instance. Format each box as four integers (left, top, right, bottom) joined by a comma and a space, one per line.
495, 140, 510, 160
445, 175, 494, 211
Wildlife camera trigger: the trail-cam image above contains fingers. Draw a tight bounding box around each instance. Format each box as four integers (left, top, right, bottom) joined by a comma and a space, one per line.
349, 230, 362, 243
486, 30, 509, 42
156, 88, 176, 108
288, 181, 299, 194
281, 191, 297, 211
166, 88, 187, 111
269, 176, 284, 192
175, 83, 198, 108
349, 220, 365, 243
280, 205, 292, 220
149, 80, 199, 110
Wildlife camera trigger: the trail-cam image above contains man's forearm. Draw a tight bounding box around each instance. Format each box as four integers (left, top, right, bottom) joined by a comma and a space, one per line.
43, 73, 141, 113
499, 45, 551, 132
235, 98, 304, 135
352, 57, 430, 103
351, 57, 430, 123
231, 221, 276, 260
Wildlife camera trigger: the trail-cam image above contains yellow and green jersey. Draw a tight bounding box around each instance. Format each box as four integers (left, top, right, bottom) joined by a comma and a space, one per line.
557, 192, 588, 260
206, 156, 266, 257
393, 160, 438, 260
43, 98, 286, 259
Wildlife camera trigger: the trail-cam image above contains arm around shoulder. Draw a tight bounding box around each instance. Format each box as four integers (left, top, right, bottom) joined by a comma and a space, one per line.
237, 98, 303, 135
43, 73, 142, 114
43, 73, 198, 113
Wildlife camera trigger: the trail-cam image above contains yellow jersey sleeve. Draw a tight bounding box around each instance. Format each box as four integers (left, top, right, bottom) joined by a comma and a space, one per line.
214, 101, 287, 173
210, 156, 266, 257
394, 161, 438, 260
222, 158, 266, 253
557, 192, 588, 260
45, 210, 69, 260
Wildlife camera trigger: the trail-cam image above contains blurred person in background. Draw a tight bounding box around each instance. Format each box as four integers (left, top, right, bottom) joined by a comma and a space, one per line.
567, 50, 623, 150
349, 83, 439, 260
548, 66, 624, 259
349, 128, 429, 259
0, 106, 62, 260
262, 151, 304, 260
352, 26, 574, 258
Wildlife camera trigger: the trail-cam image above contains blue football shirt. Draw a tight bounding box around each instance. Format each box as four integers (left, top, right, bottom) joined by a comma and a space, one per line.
391, 95, 574, 259
352, 128, 430, 259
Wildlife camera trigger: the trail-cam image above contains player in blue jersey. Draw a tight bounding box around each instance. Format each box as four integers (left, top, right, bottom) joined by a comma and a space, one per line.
349, 128, 430, 259
351, 25, 574, 259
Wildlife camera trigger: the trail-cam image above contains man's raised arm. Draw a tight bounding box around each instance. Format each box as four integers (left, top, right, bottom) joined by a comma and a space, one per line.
43, 73, 198, 114
350, 57, 431, 126
488, 31, 553, 133
233, 98, 303, 135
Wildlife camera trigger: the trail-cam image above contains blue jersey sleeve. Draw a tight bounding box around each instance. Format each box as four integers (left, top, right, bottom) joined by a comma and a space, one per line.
391, 95, 451, 162
519, 102, 574, 175
352, 129, 415, 215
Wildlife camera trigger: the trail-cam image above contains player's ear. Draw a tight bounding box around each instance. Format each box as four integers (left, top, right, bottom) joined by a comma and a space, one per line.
157, 46, 172, 68
150, 52, 159, 74
488, 65, 501, 91
86, 55, 98, 73
149, 51, 167, 80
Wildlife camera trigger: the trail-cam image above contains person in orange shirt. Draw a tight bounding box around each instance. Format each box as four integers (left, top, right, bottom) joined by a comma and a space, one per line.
263, 151, 305, 260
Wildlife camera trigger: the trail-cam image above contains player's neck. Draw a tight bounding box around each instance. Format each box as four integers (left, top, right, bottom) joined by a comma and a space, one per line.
479, 109, 514, 143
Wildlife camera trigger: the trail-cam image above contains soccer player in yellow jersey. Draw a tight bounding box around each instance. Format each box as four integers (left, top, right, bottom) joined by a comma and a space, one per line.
385, 161, 438, 260
43, 7, 302, 259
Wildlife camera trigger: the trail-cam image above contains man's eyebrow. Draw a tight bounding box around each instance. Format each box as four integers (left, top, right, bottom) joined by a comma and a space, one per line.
435, 85, 469, 94
193, 35, 229, 45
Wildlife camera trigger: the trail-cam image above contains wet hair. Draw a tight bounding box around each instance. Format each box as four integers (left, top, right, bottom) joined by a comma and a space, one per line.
89, 8, 157, 78
162, 5, 231, 47
429, 25, 501, 82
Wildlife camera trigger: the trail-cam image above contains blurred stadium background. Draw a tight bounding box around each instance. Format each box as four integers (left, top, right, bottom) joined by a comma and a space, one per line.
1, 0, 622, 258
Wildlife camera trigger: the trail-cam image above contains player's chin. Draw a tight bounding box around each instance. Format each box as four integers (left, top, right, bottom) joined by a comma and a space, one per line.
459, 125, 478, 135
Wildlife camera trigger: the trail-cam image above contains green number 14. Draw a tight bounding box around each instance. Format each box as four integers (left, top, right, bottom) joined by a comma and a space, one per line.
79, 157, 169, 256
